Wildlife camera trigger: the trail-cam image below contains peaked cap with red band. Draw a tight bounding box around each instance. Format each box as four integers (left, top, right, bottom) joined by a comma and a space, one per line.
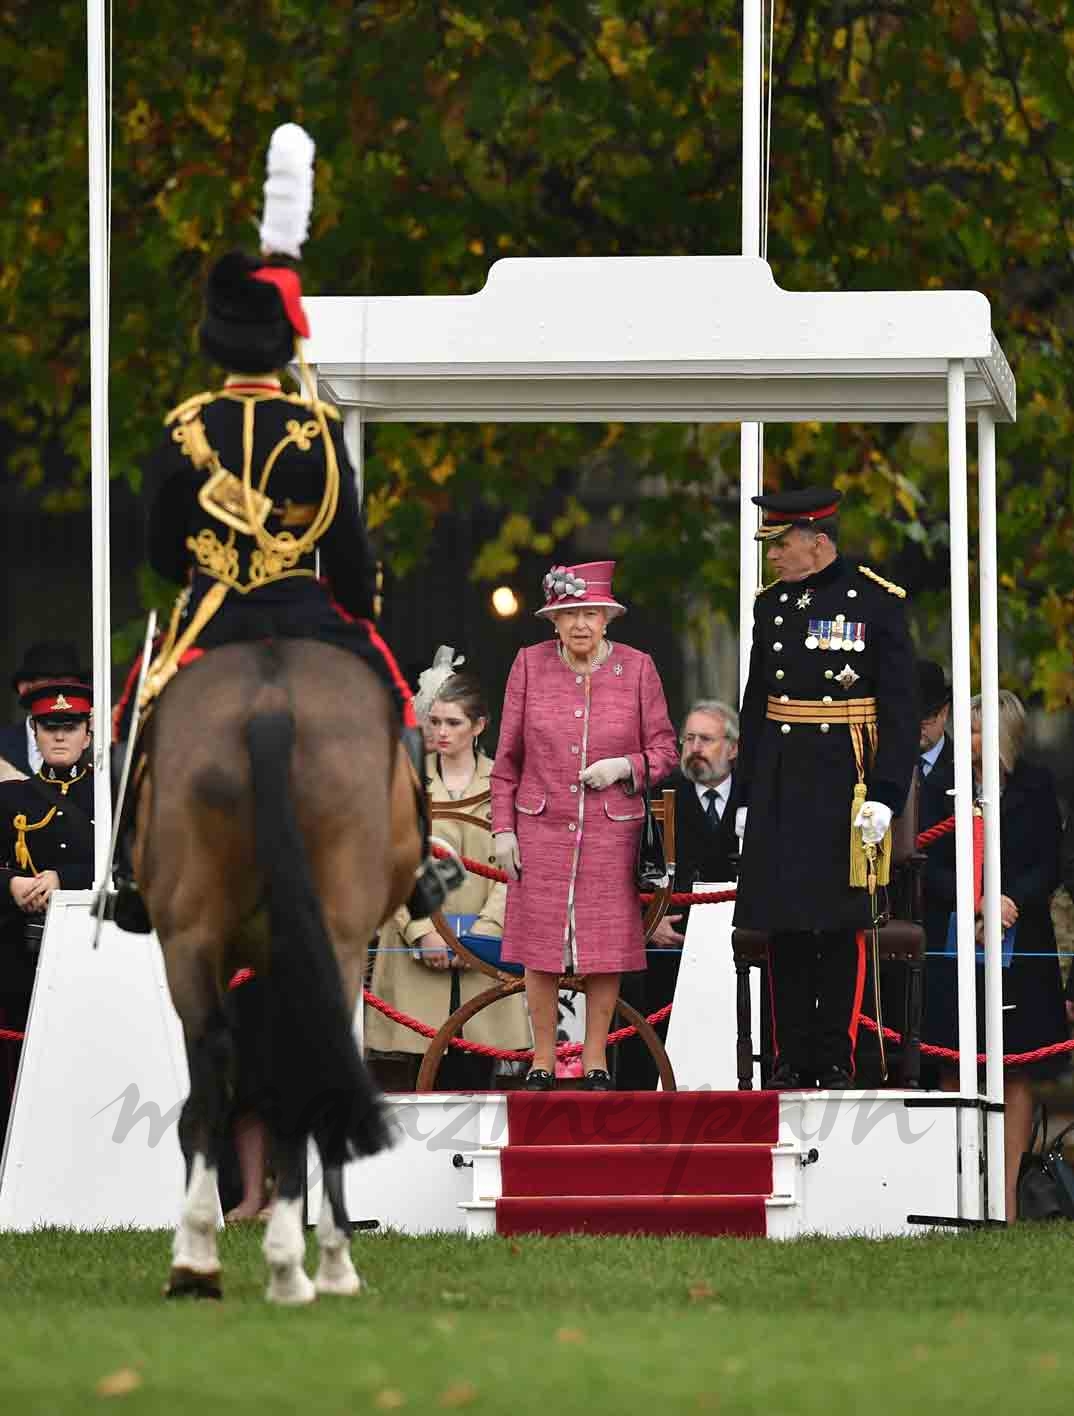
752, 487, 843, 543
20, 680, 93, 724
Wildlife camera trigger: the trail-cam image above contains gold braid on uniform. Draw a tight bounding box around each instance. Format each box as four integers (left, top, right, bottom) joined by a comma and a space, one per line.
857, 565, 907, 598
13, 808, 57, 873
141, 363, 342, 711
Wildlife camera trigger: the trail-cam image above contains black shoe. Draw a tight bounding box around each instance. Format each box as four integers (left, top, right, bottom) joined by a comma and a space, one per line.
816, 1065, 853, 1091
765, 1062, 813, 1091
523, 1068, 555, 1092
580, 1068, 613, 1092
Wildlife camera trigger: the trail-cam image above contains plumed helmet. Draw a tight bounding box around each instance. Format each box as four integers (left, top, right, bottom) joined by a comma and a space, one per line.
198, 250, 297, 374
198, 123, 317, 373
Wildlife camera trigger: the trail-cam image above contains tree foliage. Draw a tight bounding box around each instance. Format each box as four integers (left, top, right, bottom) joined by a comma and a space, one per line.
2, 0, 1072, 704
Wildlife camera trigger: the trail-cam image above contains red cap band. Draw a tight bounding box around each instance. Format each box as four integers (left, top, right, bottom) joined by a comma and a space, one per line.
251, 266, 310, 339
29, 691, 91, 717
762, 499, 840, 526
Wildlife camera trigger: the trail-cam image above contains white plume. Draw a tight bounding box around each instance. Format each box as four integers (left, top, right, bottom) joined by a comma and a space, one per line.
258, 123, 316, 260
413, 646, 466, 721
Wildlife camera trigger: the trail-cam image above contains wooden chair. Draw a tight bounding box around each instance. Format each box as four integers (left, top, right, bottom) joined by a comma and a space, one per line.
730, 772, 926, 1090
413, 788, 679, 1091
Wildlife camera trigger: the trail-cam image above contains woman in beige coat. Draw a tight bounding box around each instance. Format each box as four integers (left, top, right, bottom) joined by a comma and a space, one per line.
366, 672, 531, 1089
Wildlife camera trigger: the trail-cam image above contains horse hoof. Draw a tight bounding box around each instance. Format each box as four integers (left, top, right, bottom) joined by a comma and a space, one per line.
314, 1263, 364, 1298
164, 1267, 222, 1300
266, 1266, 317, 1306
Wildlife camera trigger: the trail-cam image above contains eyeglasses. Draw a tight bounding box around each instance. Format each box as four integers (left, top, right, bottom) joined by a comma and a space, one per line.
681, 733, 724, 748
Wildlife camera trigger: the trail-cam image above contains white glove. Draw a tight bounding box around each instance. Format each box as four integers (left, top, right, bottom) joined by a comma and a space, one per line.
579, 757, 632, 790
734, 807, 748, 841
494, 830, 522, 882
854, 801, 893, 846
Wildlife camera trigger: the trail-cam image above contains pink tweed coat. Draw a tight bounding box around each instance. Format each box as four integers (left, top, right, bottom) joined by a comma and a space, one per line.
491, 639, 678, 974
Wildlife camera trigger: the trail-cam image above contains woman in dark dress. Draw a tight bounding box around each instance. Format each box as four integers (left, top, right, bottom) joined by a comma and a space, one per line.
925, 690, 1069, 1218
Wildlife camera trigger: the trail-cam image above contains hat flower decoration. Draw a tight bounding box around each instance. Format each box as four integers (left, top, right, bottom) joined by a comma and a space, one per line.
542, 566, 588, 604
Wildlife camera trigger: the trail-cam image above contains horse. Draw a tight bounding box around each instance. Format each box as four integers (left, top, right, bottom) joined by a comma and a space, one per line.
132, 638, 421, 1303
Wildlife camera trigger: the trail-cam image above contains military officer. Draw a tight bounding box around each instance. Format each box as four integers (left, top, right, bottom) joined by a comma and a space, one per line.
733, 488, 917, 1089
0, 681, 95, 1138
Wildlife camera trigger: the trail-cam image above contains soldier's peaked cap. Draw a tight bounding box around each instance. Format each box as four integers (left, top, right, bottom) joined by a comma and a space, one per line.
20, 680, 93, 727
752, 487, 842, 542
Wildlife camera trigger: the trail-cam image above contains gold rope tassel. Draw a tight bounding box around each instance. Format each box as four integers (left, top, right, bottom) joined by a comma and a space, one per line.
848, 725, 892, 889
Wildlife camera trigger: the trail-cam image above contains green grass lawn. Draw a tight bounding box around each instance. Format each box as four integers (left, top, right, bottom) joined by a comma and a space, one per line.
1, 1225, 1072, 1414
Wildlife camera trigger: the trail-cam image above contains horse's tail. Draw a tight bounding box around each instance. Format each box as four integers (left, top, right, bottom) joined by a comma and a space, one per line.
244, 708, 392, 1165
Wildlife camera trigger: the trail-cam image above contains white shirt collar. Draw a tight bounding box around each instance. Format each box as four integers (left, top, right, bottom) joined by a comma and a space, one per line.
25, 717, 42, 774
920, 735, 946, 775
695, 776, 731, 809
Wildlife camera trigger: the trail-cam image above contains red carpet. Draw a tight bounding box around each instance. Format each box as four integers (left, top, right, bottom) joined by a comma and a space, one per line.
505, 1090, 778, 1147
501, 1142, 772, 1198
495, 1092, 778, 1238
497, 1194, 767, 1238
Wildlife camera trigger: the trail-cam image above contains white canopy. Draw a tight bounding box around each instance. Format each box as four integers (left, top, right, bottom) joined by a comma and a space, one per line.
302, 256, 1015, 425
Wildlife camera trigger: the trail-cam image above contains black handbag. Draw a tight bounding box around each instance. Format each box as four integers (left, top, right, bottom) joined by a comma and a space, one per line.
635, 761, 669, 892
1016, 1105, 1074, 1221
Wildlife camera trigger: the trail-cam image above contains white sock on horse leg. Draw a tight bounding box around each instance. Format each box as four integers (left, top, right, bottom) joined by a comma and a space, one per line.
172, 1152, 220, 1276
263, 1196, 315, 1306
314, 1189, 363, 1297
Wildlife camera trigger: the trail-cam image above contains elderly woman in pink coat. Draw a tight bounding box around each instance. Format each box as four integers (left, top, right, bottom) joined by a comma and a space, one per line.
491, 561, 678, 1091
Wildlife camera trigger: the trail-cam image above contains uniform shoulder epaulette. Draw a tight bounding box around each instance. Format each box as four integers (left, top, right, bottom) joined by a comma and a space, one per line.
164, 391, 217, 427
857, 564, 907, 598
284, 392, 341, 421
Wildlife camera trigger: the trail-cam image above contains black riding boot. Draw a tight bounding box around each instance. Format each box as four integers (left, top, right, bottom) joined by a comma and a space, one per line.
109, 740, 154, 934
403, 726, 465, 918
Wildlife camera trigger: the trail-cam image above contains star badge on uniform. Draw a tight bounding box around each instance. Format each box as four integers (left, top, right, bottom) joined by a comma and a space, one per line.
835, 662, 860, 690
795, 590, 813, 610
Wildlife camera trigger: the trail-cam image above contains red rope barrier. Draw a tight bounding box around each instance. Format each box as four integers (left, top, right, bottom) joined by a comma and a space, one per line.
361, 989, 672, 1060
434, 813, 959, 906
857, 1014, 1074, 1066
0, 1028, 24, 1042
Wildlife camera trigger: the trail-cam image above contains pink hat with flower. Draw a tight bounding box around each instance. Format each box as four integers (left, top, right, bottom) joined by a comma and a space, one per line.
535, 560, 626, 620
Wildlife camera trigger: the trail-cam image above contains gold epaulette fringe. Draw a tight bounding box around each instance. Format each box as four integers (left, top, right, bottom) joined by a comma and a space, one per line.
857, 564, 907, 598
164, 391, 216, 427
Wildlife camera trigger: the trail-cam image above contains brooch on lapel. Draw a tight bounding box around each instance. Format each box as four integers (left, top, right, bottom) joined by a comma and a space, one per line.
613, 663, 624, 676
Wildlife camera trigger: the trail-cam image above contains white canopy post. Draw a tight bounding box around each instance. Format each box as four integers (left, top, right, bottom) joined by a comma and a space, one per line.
947, 358, 982, 1218
343, 407, 365, 504
977, 409, 1005, 1218
738, 0, 763, 693
87, 0, 112, 884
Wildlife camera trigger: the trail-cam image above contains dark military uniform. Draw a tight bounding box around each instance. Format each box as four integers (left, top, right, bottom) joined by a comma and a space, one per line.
0, 698, 95, 1138
143, 378, 409, 715
733, 492, 917, 1083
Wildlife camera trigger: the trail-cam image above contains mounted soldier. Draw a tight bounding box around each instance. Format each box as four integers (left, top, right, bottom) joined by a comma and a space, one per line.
112, 124, 456, 936
106, 125, 454, 1302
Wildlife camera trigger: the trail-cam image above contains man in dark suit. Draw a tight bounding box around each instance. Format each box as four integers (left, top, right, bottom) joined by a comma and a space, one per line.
616, 700, 740, 1089
0, 642, 89, 778
914, 660, 957, 1088
917, 659, 955, 949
